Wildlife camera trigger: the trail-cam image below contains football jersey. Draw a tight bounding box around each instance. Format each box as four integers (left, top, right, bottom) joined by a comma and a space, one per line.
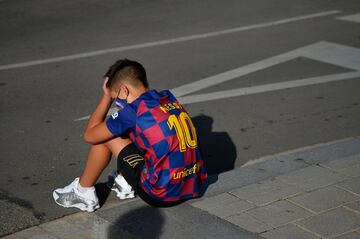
106, 89, 207, 202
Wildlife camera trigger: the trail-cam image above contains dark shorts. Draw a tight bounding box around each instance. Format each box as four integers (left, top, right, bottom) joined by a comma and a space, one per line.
117, 143, 185, 207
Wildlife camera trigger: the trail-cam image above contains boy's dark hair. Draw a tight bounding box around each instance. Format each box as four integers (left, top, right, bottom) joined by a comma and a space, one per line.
105, 59, 149, 90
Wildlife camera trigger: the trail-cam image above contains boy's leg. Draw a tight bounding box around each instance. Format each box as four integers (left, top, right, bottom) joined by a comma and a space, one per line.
79, 143, 111, 187
116, 144, 186, 207
53, 137, 132, 212
79, 137, 132, 187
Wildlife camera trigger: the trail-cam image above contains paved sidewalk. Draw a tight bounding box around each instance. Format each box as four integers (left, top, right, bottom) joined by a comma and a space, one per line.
2, 137, 360, 239
193, 153, 360, 239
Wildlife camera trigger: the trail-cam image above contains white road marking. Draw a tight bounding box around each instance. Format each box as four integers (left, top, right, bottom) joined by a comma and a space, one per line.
74, 116, 91, 122
301, 42, 360, 71
0, 10, 341, 71
74, 41, 360, 121
337, 13, 360, 23
171, 48, 301, 97
74, 108, 117, 122
172, 41, 360, 97
177, 71, 360, 104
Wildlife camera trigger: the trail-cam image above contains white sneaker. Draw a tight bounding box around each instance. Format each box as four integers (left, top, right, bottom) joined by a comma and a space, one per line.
109, 171, 135, 200
53, 178, 99, 212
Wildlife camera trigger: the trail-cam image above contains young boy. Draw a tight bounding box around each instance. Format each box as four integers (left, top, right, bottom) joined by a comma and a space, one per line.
53, 59, 207, 211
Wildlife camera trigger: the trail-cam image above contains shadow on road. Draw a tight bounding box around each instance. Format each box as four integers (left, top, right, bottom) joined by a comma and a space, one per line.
108, 205, 164, 239
192, 114, 237, 195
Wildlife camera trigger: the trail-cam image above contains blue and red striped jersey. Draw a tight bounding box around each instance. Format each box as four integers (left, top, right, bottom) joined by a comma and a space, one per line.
106, 89, 207, 202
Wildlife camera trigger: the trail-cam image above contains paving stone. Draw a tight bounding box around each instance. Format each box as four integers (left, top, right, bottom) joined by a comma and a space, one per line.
192, 192, 243, 209
340, 164, 360, 178
336, 177, 360, 195
40, 212, 136, 239
333, 231, 360, 239
344, 200, 360, 213
200, 200, 254, 218
321, 155, 360, 171
260, 224, 320, 239
288, 186, 359, 213
246, 200, 312, 228
230, 178, 303, 206
1, 226, 58, 239
296, 207, 360, 238
276, 165, 347, 191
225, 213, 273, 233
192, 192, 254, 218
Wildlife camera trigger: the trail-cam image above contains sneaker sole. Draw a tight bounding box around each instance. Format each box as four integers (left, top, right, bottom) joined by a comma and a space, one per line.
111, 188, 135, 200
52, 191, 99, 212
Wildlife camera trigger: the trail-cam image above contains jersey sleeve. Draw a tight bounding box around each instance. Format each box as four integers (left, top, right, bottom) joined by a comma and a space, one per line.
162, 90, 178, 102
106, 105, 137, 136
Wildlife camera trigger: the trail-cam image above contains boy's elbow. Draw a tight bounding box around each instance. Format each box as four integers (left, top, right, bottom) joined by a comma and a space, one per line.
83, 124, 111, 145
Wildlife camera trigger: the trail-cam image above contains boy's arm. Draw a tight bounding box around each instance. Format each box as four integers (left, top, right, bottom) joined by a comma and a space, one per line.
83, 78, 114, 144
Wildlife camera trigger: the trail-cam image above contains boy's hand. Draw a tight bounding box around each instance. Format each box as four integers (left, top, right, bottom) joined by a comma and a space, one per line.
83, 77, 114, 144
102, 77, 111, 97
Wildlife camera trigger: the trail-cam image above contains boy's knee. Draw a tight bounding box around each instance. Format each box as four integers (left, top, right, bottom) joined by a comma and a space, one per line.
104, 138, 132, 158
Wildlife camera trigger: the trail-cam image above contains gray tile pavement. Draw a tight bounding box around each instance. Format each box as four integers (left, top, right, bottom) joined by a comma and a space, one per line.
288, 186, 359, 213
339, 165, 360, 178
344, 200, 360, 213
320, 155, 360, 171
225, 213, 272, 233
295, 207, 360, 238
333, 231, 360, 239
276, 165, 347, 191
192, 192, 254, 218
245, 200, 312, 228
320, 155, 360, 178
336, 177, 360, 195
260, 224, 320, 239
229, 178, 303, 206
192, 137, 360, 239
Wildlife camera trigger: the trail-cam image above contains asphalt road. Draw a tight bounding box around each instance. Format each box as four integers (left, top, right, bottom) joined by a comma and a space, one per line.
1, 0, 360, 236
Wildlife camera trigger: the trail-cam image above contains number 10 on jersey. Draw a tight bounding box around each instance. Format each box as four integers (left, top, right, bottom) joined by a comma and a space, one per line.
167, 112, 198, 152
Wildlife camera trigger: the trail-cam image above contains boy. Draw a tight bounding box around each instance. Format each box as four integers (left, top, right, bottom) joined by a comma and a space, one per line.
53, 59, 207, 211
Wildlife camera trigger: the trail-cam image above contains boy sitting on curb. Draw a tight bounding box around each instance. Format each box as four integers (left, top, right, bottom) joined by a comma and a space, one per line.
53, 59, 207, 211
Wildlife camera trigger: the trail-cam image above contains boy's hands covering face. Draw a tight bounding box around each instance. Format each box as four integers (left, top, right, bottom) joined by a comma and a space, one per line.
102, 77, 111, 98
